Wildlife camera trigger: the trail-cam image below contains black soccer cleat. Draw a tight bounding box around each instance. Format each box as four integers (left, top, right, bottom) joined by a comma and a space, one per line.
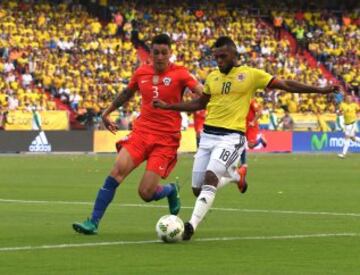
182, 222, 194, 241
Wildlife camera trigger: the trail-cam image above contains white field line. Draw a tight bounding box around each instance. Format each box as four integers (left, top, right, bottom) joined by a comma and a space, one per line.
1, 198, 360, 218
0, 233, 358, 252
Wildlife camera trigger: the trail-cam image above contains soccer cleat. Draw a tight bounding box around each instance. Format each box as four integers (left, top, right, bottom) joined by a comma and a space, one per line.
237, 165, 248, 193
182, 222, 194, 241
72, 218, 98, 235
337, 154, 345, 159
167, 182, 181, 215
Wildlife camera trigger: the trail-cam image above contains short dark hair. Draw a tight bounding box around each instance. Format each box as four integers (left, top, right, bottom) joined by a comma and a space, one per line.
213, 36, 237, 50
151, 34, 172, 48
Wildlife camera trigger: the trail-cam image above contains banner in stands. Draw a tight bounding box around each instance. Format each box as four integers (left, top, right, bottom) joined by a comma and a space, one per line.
5, 111, 69, 130
94, 130, 197, 153
293, 132, 360, 153
0, 131, 92, 152
248, 131, 292, 152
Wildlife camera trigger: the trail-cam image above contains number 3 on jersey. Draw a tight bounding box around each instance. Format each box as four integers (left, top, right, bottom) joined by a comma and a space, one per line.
152, 86, 159, 98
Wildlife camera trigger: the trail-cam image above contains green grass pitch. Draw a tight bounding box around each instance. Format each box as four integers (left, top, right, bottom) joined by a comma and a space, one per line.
0, 153, 359, 274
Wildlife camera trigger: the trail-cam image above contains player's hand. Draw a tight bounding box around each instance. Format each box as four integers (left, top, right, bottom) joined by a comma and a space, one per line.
248, 120, 256, 127
101, 114, 118, 135
152, 99, 168, 109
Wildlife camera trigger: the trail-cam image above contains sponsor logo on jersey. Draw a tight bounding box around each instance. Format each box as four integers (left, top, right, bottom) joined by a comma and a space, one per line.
237, 73, 245, 81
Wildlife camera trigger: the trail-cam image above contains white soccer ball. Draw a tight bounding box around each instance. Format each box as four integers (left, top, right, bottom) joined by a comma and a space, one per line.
156, 215, 184, 243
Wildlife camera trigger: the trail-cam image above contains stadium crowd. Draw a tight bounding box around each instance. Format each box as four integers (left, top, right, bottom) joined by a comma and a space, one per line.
271, 9, 359, 96
0, 0, 358, 130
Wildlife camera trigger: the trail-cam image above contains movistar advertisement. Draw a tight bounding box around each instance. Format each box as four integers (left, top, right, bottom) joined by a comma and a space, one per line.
293, 132, 360, 152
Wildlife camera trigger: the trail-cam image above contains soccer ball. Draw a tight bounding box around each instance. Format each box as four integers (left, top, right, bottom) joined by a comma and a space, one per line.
155, 215, 184, 243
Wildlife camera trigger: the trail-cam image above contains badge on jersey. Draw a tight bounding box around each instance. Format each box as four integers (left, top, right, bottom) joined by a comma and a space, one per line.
152, 75, 159, 85
237, 73, 245, 81
163, 77, 172, 86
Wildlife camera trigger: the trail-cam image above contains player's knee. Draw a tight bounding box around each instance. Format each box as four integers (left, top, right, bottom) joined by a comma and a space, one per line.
109, 170, 125, 183
138, 186, 153, 202
192, 188, 201, 197
110, 164, 128, 183
204, 170, 218, 187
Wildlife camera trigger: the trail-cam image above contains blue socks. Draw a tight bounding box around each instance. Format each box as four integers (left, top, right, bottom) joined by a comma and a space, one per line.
150, 184, 174, 201
91, 176, 119, 225
90, 178, 174, 224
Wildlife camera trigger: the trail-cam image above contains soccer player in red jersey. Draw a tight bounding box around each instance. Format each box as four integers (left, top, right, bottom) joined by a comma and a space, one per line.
73, 34, 203, 235
246, 99, 267, 149
239, 98, 267, 168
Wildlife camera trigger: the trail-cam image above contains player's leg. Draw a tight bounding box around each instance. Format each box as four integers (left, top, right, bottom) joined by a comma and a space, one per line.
350, 123, 360, 143
191, 143, 212, 197
339, 124, 355, 158
184, 134, 245, 240
338, 135, 350, 158
139, 142, 180, 215
72, 147, 137, 234
247, 127, 260, 149
259, 134, 267, 147
182, 134, 213, 240
351, 136, 360, 143
218, 141, 247, 191
137, 170, 180, 215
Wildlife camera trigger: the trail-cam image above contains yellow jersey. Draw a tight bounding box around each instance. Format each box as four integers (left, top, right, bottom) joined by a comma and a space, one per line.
203, 66, 273, 132
340, 102, 359, 124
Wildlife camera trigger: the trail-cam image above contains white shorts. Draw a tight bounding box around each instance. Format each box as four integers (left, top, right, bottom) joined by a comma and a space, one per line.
344, 122, 357, 137
192, 132, 246, 189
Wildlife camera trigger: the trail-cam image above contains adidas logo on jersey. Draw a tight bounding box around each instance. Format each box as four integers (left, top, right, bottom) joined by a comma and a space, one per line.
29, 131, 52, 152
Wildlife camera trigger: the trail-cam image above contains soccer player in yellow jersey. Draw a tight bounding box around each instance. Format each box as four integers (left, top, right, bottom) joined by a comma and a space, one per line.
153, 36, 339, 240
338, 95, 360, 158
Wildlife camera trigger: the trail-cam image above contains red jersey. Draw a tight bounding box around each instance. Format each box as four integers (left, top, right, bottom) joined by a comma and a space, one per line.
246, 99, 260, 129
128, 63, 198, 134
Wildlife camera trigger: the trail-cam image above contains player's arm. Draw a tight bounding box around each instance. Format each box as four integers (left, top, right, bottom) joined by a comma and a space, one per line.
269, 78, 339, 94
192, 83, 205, 96
101, 87, 136, 134
153, 93, 210, 112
